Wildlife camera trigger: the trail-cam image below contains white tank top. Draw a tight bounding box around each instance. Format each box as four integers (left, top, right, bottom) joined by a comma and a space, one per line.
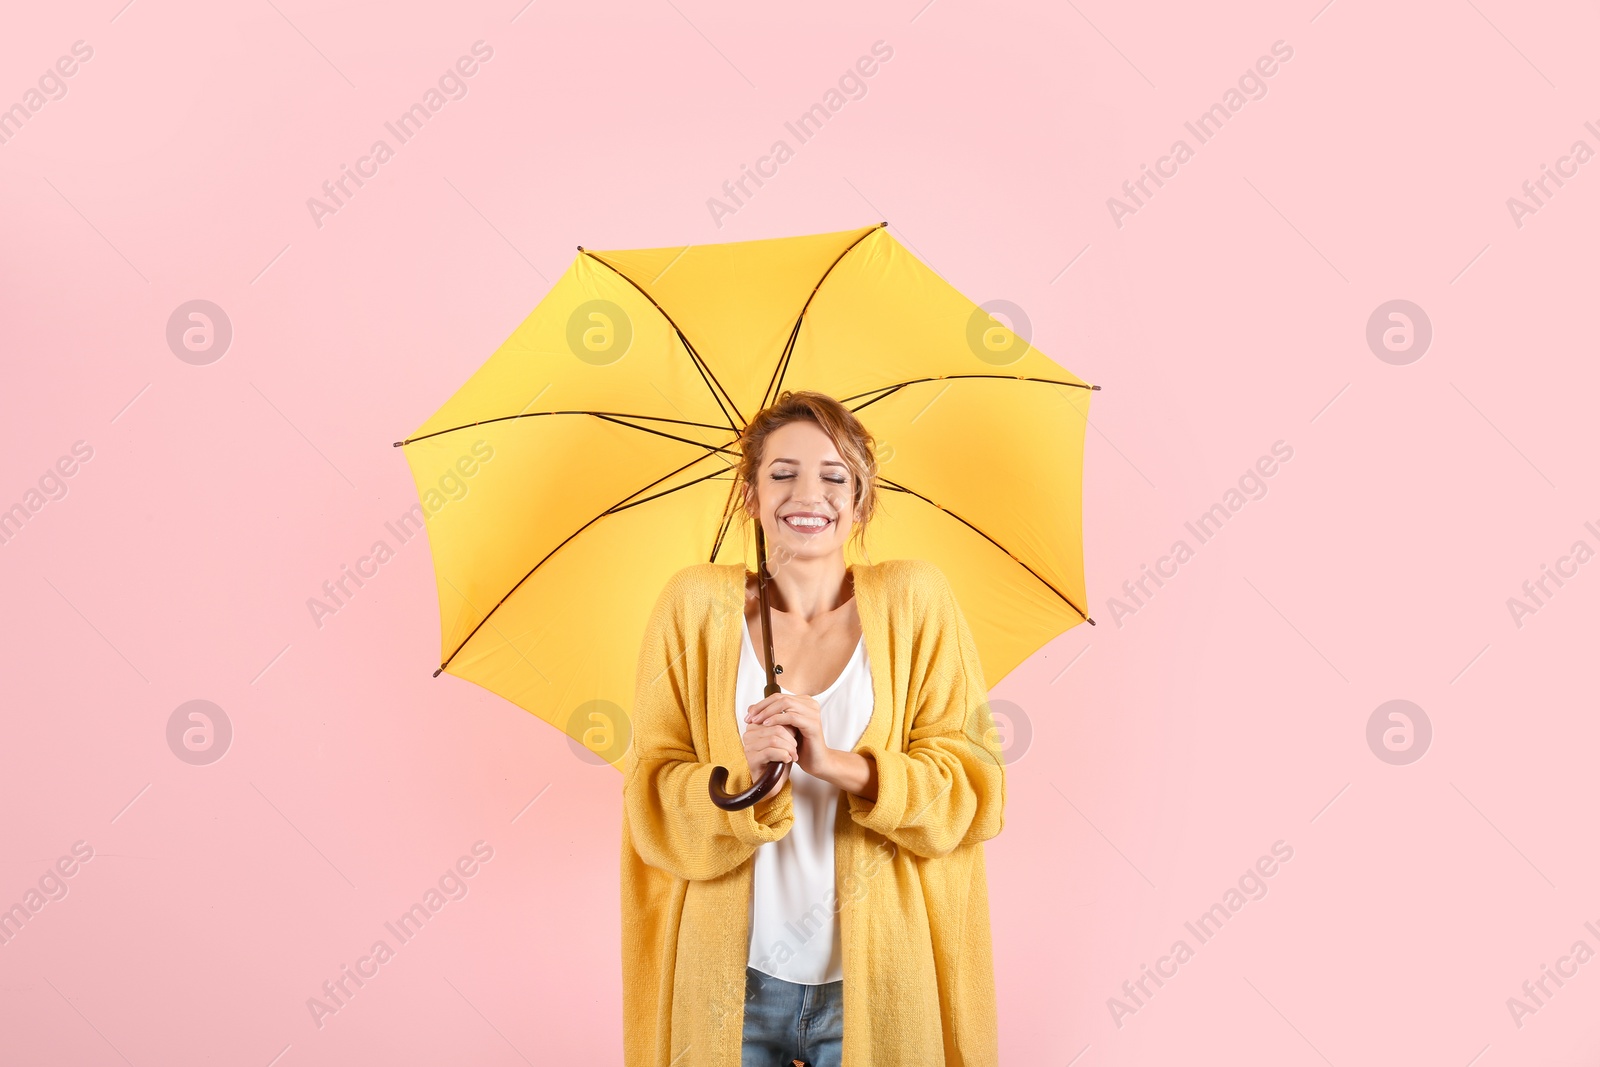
735, 615, 873, 985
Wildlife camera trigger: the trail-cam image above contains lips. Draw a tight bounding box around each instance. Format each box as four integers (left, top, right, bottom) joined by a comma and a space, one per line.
781, 514, 832, 533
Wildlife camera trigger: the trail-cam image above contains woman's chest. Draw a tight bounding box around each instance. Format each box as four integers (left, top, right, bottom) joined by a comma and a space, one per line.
743, 606, 864, 697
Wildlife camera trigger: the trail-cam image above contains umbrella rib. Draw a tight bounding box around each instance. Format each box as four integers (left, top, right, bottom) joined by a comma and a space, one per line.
763, 222, 887, 411
608, 459, 740, 514
845, 381, 917, 411
762, 315, 805, 414
395, 410, 739, 449
435, 444, 739, 674
581, 248, 747, 432
877, 474, 1092, 624
844, 374, 1097, 415
586, 414, 743, 459
709, 474, 747, 563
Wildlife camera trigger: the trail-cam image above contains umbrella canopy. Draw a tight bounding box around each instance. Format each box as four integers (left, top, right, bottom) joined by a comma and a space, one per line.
394, 222, 1094, 772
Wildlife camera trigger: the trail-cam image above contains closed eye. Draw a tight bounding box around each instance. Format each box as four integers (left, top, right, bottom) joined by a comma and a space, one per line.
773, 473, 847, 483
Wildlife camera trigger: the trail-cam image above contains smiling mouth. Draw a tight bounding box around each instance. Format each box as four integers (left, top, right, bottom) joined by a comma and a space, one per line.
782, 516, 832, 532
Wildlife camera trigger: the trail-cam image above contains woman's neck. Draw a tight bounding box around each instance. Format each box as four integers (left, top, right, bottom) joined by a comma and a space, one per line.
755, 560, 854, 624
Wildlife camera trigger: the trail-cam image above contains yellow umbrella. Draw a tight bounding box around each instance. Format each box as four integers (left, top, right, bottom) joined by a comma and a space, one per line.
393, 222, 1095, 778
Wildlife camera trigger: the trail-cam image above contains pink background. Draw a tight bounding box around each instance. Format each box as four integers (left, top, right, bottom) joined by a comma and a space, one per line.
3, 0, 1597, 1063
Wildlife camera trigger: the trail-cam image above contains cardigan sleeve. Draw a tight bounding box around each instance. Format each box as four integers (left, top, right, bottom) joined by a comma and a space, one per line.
623, 568, 794, 882
847, 562, 1006, 859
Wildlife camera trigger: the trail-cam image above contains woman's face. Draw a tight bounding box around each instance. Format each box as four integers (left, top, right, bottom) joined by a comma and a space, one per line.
745, 420, 856, 564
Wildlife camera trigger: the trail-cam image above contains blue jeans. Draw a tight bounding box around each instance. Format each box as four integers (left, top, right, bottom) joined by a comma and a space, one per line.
740, 965, 843, 1067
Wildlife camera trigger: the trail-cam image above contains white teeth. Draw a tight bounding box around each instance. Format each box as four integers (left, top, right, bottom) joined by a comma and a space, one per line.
785, 516, 828, 528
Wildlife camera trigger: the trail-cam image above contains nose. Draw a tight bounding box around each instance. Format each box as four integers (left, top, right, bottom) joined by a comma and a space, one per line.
790, 473, 832, 501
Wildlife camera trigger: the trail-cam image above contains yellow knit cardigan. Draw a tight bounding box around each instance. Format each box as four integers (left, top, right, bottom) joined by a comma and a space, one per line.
620, 558, 1006, 1066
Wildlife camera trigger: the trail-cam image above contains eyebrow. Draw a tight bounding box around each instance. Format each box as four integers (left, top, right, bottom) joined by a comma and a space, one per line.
768, 458, 847, 467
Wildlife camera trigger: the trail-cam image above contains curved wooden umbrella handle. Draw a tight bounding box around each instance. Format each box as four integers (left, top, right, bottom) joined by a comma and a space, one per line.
709, 523, 793, 811
709, 753, 790, 811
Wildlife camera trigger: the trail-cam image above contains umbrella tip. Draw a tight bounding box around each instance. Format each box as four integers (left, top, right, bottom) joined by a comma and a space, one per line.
576, 244, 585, 252
1087, 616, 1098, 626
1091, 384, 1102, 391
879, 220, 888, 227
432, 667, 443, 677
392, 440, 404, 447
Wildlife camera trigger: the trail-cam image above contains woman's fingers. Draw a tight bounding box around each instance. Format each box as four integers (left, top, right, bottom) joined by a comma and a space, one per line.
746, 697, 780, 722
764, 729, 797, 760
750, 748, 793, 772
744, 722, 798, 774
748, 695, 819, 723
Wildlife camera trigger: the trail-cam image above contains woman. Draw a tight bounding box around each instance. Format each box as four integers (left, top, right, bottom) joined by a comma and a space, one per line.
621, 391, 1006, 1066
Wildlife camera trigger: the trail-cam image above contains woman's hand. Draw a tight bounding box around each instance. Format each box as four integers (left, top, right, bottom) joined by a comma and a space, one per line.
746, 694, 832, 780
741, 706, 798, 778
